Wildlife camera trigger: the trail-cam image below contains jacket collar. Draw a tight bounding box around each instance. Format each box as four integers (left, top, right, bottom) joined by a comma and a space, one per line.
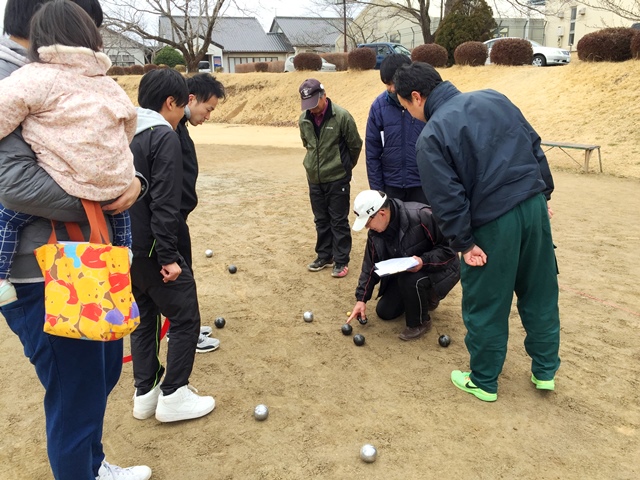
423, 81, 461, 121
37, 45, 111, 76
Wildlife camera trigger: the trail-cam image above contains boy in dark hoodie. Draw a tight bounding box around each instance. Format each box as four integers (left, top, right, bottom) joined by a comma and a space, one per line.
128, 68, 216, 424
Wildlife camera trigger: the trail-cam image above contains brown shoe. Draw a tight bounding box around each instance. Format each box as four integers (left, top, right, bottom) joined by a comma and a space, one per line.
398, 319, 432, 341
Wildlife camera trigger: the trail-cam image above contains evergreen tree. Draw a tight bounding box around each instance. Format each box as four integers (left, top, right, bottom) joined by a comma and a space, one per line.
434, 0, 497, 65
153, 46, 185, 68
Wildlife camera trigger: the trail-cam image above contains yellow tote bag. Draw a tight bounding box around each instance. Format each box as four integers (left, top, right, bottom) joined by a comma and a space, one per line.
34, 200, 140, 341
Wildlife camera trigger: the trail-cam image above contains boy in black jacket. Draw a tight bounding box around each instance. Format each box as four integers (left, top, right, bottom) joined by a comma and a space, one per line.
129, 69, 215, 423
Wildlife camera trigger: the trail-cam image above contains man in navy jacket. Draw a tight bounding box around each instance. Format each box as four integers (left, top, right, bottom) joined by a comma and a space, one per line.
365, 54, 427, 204
394, 62, 560, 402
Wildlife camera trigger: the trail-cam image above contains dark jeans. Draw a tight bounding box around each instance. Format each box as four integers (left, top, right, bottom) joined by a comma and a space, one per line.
130, 257, 200, 396
461, 194, 561, 393
383, 186, 428, 205
308, 178, 352, 265
376, 270, 435, 327
0, 282, 122, 479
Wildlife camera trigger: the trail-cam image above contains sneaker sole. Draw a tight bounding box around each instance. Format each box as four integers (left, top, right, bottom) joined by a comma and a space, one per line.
133, 408, 157, 420
196, 344, 220, 353
308, 262, 334, 272
531, 374, 555, 391
155, 401, 215, 423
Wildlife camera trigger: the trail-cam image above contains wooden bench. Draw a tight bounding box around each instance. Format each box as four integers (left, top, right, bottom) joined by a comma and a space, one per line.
541, 141, 602, 173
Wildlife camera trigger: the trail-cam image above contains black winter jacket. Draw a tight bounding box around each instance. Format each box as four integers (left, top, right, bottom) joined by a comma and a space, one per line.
355, 199, 460, 303
176, 118, 198, 218
129, 125, 183, 266
415, 82, 554, 252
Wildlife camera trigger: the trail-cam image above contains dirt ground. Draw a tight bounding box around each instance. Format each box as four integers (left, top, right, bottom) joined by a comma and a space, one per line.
1, 121, 639, 479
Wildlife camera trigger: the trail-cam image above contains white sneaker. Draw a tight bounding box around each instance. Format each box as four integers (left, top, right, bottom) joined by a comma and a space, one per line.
96, 461, 152, 480
0, 279, 17, 306
196, 333, 220, 353
132, 384, 161, 420
155, 385, 215, 422
166, 326, 213, 342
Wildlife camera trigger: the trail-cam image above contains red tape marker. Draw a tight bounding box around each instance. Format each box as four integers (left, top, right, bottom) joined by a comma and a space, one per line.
123, 318, 170, 364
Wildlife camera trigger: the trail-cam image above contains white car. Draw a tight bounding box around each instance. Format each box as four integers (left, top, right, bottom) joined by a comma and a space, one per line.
284, 55, 337, 72
484, 38, 571, 66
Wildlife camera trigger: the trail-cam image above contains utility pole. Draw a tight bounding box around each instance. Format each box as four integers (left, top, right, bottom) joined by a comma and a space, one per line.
343, 0, 347, 52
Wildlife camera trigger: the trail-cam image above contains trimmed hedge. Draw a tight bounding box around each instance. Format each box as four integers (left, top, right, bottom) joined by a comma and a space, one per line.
255, 62, 268, 72
268, 60, 285, 72
577, 27, 637, 62
348, 47, 376, 70
235, 63, 255, 73
293, 52, 323, 71
106, 66, 125, 76
632, 31, 640, 59
321, 52, 348, 71
129, 64, 144, 75
490, 38, 533, 66
143, 63, 159, 73
175, 64, 186, 72
411, 43, 448, 67
454, 41, 488, 66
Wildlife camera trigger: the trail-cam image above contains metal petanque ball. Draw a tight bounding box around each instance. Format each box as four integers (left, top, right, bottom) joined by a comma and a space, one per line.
303, 311, 314, 323
353, 334, 365, 346
438, 334, 451, 347
341, 323, 353, 336
205, 249, 213, 258
228, 264, 237, 274
214, 317, 226, 329
254, 404, 269, 421
360, 444, 377, 463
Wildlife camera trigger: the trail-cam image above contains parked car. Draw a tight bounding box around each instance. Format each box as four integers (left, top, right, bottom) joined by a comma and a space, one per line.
283, 55, 337, 72
356, 42, 412, 69
198, 60, 211, 72
483, 38, 571, 66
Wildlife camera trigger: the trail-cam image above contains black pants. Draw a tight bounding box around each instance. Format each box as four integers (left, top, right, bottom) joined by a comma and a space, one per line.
177, 216, 193, 268
376, 270, 435, 327
384, 186, 428, 205
130, 257, 200, 396
308, 178, 351, 265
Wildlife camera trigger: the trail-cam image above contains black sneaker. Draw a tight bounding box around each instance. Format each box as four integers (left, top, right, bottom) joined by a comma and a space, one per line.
307, 257, 334, 272
331, 264, 349, 278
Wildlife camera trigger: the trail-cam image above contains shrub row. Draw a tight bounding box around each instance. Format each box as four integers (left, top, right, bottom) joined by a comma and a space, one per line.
106, 64, 163, 76
577, 27, 639, 62
454, 41, 488, 66
234, 60, 285, 73
489, 38, 533, 66
321, 53, 348, 71
411, 43, 448, 67
293, 52, 323, 71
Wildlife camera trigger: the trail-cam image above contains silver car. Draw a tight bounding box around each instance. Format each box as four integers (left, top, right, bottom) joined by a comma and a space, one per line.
284, 55, 337, 72
484, 38, 571, 66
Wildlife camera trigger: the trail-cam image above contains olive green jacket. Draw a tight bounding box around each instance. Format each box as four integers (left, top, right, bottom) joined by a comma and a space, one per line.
299, 99, 362, 184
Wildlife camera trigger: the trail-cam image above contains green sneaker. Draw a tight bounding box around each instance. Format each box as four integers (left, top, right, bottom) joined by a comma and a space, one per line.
531, 374, 555, 391
451, 370, 497, 402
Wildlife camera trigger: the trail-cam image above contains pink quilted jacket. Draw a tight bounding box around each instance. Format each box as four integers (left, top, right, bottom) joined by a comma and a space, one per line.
0, 45, 137, 201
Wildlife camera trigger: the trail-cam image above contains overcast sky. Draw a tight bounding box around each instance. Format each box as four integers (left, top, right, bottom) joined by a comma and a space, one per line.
0, 0, 338, 34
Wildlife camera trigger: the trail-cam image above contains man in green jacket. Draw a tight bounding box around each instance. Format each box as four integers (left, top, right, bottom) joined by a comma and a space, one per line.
298, 79, 363, 278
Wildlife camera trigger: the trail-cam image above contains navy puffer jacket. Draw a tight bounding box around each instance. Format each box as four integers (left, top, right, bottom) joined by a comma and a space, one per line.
365, 91, 425, 191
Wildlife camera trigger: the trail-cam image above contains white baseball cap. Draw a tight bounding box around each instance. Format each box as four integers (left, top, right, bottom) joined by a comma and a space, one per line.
352, 190, 387, 231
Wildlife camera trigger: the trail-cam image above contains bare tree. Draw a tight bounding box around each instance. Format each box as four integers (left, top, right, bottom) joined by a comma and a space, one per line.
101, 0, 238, 72
346, 0, 438, 44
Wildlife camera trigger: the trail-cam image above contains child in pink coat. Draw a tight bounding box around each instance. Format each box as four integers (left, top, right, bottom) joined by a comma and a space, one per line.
0, 0, 137, 306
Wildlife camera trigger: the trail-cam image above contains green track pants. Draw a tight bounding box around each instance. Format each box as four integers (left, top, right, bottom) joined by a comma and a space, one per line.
461, 194, 561, 393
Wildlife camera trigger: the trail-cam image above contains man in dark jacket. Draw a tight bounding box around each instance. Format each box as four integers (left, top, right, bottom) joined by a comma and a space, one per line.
173, 73, 226, 353
299, 78, 363, 279
129, 69, 215, 423
347, 190, 460, 341
365, 54, 427, 203
394, 62, 560, 402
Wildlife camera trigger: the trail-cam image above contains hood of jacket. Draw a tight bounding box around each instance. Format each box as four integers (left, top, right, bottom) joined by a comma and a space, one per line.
135, 107, 173, 135
0, 37, 28, 76
37, 45, 111, 76
423, 81, 461, 121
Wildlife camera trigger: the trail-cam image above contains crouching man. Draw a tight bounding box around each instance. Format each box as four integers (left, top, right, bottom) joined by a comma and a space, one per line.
347, 190, 460, 341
